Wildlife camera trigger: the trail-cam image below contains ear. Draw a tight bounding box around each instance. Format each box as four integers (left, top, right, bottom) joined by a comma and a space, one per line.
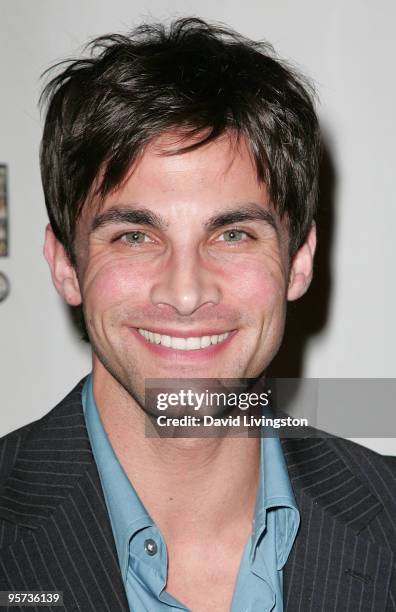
287, 222, 317, 301
43, 224, 82, 306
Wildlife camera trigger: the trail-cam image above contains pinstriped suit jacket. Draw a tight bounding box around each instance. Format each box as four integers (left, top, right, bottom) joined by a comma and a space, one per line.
0, 378, 395, 611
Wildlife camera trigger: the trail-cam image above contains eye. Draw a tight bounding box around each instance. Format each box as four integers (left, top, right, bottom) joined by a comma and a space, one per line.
119, 231, 151, 246
218, 228, 251, 243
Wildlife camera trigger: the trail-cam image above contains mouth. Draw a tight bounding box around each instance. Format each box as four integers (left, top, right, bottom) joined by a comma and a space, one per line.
137, 328, 231, 350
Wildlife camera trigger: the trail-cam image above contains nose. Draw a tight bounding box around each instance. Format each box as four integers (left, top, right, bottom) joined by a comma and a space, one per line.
149, 248, 221, 316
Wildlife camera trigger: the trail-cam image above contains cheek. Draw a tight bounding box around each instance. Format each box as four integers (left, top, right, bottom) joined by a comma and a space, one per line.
228, 259, 287, 313
83, 258, 151, 312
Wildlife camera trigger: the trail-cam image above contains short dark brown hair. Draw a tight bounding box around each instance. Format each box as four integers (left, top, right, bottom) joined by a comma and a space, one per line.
40, 17, 321, 264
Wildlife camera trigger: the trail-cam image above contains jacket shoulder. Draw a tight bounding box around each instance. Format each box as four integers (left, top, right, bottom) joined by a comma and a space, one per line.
0, 377, 88, 488
0, 423, 32, 486
383, 453, 396, 472
331, 435, 396, 470
328, 435, 396, 505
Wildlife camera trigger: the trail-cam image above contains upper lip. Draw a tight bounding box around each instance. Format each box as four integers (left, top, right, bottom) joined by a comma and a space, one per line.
135, 327, 235, 338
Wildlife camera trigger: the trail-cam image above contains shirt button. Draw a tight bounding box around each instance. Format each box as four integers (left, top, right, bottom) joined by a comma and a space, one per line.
144, 538, 158, 556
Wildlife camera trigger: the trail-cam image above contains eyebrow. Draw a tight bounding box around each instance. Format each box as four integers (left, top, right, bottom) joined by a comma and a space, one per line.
90, 207, 168, 233
203, 205, 277, 232
90, 203, 278, 234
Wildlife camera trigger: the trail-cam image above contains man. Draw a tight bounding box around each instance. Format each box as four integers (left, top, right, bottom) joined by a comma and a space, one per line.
0, 17, 395, 612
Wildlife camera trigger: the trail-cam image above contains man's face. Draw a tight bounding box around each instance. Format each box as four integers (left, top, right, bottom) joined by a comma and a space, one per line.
47, 133, 314, 406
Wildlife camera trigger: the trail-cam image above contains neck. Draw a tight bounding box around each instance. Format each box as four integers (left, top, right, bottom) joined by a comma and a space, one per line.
92, 367, 260, 541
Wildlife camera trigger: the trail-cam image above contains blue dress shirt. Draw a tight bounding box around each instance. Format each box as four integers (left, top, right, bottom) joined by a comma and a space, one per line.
82, 373, 299, 611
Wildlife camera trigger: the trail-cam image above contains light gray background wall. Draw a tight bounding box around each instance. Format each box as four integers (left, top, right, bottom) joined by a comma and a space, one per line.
0, 0, 395, 454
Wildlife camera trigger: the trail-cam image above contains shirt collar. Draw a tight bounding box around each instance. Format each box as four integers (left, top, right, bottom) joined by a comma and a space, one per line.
82, 373, 299, 577
250, 432, 300, 568
82, 373, 154, 580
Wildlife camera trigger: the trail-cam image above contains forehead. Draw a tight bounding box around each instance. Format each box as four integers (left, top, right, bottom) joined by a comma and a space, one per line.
77, 131, 275, 236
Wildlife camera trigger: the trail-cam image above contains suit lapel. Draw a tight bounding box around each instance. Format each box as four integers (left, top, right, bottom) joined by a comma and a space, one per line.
0, 379, 129, 611
281, 436, 394, 611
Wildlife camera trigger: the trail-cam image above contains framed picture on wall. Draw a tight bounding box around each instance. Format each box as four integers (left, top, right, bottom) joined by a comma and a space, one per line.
0, 164, 8, 256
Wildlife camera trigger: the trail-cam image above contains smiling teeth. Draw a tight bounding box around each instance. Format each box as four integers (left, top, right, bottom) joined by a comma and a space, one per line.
138, 329, 230, 350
